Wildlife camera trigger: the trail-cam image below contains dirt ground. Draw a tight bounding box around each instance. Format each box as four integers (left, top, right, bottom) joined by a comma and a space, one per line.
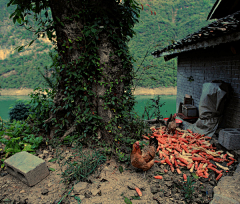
0, 140, 218, 204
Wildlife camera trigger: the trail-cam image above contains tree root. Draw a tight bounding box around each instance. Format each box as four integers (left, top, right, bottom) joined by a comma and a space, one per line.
60, 122, 77, 141
44, 116, 53, 124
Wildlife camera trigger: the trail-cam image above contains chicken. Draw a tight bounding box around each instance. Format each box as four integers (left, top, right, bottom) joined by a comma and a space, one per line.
166, 113, 177, 134
131, 137, 158, 177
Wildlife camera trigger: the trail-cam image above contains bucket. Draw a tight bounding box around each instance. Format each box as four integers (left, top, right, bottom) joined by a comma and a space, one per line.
163, 118, 182, 127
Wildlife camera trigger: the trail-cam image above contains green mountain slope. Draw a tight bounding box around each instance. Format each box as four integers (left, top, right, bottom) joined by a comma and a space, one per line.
0, 0, 215, 90
0, 0, 54, 89
130, 0, 215, 88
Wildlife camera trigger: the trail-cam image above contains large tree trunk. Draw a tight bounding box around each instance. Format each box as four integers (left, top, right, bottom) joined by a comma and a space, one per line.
47, 0, 134, 144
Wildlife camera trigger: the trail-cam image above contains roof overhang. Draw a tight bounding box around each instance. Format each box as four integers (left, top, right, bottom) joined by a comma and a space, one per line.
152, 30, 240, 61
207, 0, 240, 20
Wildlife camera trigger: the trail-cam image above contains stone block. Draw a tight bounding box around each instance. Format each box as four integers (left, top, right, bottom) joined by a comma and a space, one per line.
218, 128, 240, 150
210, 172, 240, 204
4, 151, 49, 186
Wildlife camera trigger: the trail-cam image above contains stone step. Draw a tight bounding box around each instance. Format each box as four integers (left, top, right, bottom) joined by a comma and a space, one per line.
218, 128, 240, 150
210, 172, 240, 204
4, 151, 49, 186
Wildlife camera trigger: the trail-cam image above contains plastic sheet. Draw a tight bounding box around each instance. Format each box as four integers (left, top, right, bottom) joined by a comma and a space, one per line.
188, 82, 229, 137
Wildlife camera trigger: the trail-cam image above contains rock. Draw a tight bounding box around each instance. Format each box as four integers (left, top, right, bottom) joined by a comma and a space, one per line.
43, 150, 49, 154
100, 178, 108, 182
73, 182, 89, 194
38, 154, 44, 158
47, 182, 54, 187
35, 150, 42, 155
165, 181, 173, 188
84, 190, 92, 198
91, 188, 101, 196
164, 190, 171, 197
79, 195, 85, 200
150, 186, 160, 194
210, 194, 240, 204
0, 172, 8, 177
210, 172, 240, 204
163, 175, 171, 181
41, 189, 49, 195
173, 193, 181, 200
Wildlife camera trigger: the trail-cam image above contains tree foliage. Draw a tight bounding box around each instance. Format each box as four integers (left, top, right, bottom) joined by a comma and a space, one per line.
0, 0, 215, 90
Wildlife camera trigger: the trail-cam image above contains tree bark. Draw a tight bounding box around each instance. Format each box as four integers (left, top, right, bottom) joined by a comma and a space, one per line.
47, 0, 133, 144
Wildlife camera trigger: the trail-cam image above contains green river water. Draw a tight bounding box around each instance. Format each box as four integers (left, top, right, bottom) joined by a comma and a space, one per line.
0, 95, 176, 121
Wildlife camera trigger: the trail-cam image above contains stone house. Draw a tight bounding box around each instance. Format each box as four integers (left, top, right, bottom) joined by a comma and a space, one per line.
152, 4, 240, 128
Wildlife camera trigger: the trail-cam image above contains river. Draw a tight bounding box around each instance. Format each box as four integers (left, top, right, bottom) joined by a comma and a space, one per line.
0, 95, 176, 121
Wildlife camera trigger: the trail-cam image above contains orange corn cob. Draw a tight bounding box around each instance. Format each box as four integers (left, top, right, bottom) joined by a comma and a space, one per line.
227, 160, 234, 166
135, 187, 142, 197
154, 175, 163, 179
183, 174, 187, 181
187, 162, 193, 169
165, 157, 172, 166
177, 157, 189, 165
195, 161, 198, 170
216, 173, 223, 181
170, 165, 175, 172
176, 168, 182, 174
160, 159, 166, 164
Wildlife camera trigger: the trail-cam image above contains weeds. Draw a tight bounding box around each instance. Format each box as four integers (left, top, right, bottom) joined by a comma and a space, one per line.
0, 120, 43, 168
182, 176, 195, 202
56, 142, 106, 185
142, 95, 165, 121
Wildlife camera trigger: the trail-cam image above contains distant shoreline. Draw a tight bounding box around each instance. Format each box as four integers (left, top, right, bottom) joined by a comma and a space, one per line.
133, 87, 177, 95
0, 87, 177, 96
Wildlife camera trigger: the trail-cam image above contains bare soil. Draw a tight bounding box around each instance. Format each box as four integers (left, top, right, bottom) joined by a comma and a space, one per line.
0, 142, 218, 204
0, 122, 238, 204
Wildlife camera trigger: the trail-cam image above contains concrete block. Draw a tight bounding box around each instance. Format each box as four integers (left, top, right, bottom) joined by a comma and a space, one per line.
4, 151, 49, 186
218, 128, 240, 150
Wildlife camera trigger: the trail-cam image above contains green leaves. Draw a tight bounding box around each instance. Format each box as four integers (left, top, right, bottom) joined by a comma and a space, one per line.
124, 197, 132, 204
0, 120, 43, 161
182, 176, 195, 201
119, 165, 123, 173
48, 158, 57, 162
191, 173, 199, 179
49, 167, 56, 171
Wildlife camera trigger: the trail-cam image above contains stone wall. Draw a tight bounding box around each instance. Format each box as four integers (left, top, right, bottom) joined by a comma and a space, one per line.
176, 41, 240, 128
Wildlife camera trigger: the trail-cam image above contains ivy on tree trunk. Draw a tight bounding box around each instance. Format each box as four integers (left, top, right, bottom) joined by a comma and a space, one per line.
8, 0, 140, 145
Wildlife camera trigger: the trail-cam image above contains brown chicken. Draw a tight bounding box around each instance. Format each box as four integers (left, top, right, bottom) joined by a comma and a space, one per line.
166, 113, 177, 134
131, 137, 158, 176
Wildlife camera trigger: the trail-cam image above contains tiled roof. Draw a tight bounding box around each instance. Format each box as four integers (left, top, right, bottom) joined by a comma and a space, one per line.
152, 10, 240, 60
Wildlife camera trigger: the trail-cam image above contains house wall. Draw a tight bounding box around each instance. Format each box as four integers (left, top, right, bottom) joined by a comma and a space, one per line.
176, 41, 240, 128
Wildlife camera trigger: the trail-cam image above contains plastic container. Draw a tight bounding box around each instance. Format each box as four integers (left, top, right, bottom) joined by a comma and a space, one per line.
163, 118, 182, 127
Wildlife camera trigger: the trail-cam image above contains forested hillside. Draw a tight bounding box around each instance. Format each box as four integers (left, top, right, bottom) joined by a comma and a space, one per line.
0, 0, 215, 90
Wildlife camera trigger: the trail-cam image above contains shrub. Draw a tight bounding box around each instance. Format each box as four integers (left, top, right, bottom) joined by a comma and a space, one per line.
9, 102, 32, 122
